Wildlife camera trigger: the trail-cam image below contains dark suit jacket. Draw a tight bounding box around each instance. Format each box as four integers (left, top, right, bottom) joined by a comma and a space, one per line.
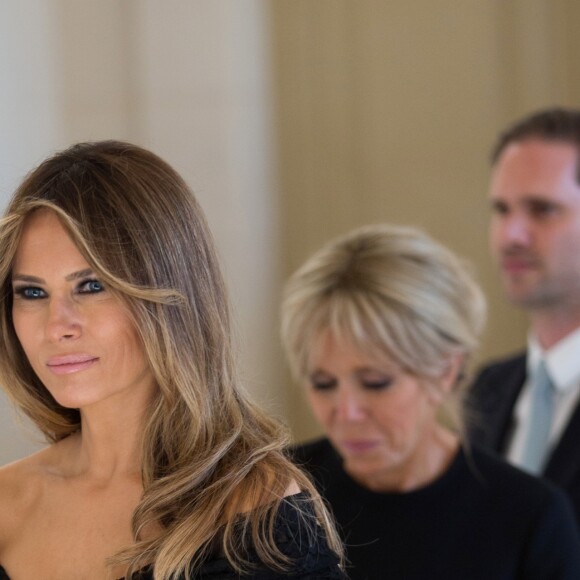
468, 351, 580, 525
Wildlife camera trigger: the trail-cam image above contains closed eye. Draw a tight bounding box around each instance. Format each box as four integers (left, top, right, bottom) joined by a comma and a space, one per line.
527, 199, 560, 218
311, 379, 338, 391
490, 199, 509, 216
361, 379, 392, 391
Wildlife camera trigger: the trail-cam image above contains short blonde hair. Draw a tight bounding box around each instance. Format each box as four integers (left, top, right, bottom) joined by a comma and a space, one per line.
281, 224, 486, 432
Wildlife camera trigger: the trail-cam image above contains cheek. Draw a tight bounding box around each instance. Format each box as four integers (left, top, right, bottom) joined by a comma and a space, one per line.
11, 318, 46, 382
99, 306, 138, 345
488, 221, 503, 253
11, 311, 35, 355
98, 309, 148, 369
554, 228, 580, 261
374, 391, 431, 435
306, 391, 331, 424
117, 327, 148, 368
111, 330, 153, 389
373, 407, 408, 436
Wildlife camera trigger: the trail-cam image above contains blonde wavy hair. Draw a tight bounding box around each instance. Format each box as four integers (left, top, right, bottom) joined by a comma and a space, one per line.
281, 223, 486, 436
0, 141, 342, 579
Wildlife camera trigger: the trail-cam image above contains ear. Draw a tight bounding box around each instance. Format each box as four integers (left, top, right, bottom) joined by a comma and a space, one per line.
439, 351, 465, 394
424, 352, 466, 406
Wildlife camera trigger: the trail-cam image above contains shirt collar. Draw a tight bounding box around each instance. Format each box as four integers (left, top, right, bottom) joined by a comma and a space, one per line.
528, 326, 580, 393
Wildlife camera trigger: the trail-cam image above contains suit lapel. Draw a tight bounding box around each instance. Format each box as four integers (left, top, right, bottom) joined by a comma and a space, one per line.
544, 402, 580, 486
488, 356, 527, 454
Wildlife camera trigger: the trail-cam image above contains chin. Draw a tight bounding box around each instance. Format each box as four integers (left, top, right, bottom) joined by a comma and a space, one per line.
344, 453, 393, 473
506, 291, 537, 307
51, 395, 97, 410
45, 384, 103, 410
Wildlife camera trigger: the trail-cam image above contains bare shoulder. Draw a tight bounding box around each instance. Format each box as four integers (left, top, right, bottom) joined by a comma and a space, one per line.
0, 448, 47, 500
0, 446, 53, 546
283, 479, 301, 497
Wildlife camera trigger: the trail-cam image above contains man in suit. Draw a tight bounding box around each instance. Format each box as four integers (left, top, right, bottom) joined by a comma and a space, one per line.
469, 107, 580, 525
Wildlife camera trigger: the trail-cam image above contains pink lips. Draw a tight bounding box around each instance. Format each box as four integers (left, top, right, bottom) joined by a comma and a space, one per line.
501, 258, 536, 274
46, 354, 99, 375
341, 440, 380, 454
500, 250, 540, 274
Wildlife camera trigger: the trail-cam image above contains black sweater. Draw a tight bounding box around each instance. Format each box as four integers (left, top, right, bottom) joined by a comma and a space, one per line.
293, 438, 580, 580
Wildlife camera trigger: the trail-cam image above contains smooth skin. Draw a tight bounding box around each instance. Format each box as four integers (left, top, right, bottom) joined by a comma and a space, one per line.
489, 139, 580, 349
0, 210, 157, 579
0, 210, 299, 579
306, 331, 460, 493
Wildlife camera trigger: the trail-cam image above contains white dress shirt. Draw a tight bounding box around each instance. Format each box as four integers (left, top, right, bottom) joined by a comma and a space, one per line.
507, 326, 580, 471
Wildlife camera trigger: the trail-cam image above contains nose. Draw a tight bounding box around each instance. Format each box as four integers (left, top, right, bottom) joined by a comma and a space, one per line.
334, 388, 367, 423
494, 213, 532, 249
45, 296, 82, 342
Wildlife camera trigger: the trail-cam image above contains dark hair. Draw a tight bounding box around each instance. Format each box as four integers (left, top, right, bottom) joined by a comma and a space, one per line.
491, 107, 580, 174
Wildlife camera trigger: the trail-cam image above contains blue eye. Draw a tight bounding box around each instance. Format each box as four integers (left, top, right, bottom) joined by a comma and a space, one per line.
14, 287, 46, 299
78, 279, 104, 294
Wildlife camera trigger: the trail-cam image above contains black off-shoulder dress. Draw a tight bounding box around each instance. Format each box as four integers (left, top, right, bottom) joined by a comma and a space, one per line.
0, 493, 345, 579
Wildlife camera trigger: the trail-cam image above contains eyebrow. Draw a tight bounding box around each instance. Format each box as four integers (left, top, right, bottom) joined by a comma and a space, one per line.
309, 366, 391, 376
491, 193, 559, 203
12, 268, 95, 284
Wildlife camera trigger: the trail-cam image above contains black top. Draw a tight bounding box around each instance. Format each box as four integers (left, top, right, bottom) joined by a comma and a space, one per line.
293, 438, 580, 580
0, 492, 345, 579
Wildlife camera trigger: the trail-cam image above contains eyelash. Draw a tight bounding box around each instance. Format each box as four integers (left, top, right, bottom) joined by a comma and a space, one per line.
491, 203, 508, 216
78, 279, 104, 294
310, 378, 393, 391
14, 287, 46, 300
311, 380, 338, 391
530, 204, 558, 216
13, 278, 105, 300
362, 379, 392, 391
491, 203, 559, 218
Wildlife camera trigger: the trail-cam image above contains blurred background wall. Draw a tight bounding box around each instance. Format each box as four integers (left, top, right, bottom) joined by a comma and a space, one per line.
1, 0, 579, 461
271, 0, 580, 440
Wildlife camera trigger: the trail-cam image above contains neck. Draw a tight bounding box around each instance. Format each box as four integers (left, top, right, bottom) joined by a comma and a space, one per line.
530, 308, 580, 350
56, 390, 154, 482
76, 413, 144, 480
348, 425, 459, 493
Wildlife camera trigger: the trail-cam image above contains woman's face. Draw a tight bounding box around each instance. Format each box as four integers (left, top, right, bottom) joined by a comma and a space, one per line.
306, 330, 444, 490
11, 210, 155, 411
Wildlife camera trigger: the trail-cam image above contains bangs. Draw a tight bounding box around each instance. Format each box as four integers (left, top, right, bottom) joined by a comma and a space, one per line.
296, 289, 455, 382
293, 290, 401, 379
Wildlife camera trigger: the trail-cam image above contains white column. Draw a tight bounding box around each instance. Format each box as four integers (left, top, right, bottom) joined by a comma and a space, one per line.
0, 1, 285, 464
133, 1, 285, 415
0, 1, 65, 462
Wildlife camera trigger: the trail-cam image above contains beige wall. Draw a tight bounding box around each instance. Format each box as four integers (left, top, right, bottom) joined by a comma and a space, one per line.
2, 1, 580, 459
0, 1, 285, 463
270, 1, 580, 441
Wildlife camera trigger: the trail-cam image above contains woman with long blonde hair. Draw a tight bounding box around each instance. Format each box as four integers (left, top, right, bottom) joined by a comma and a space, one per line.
0, 140, 343, 579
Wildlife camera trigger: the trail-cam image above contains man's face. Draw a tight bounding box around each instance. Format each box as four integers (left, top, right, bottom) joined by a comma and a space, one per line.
489, 139, 580, 312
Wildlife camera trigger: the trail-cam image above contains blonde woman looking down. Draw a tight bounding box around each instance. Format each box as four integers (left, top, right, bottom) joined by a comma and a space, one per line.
0, 141, 344, 580
283, 224, 580, 580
